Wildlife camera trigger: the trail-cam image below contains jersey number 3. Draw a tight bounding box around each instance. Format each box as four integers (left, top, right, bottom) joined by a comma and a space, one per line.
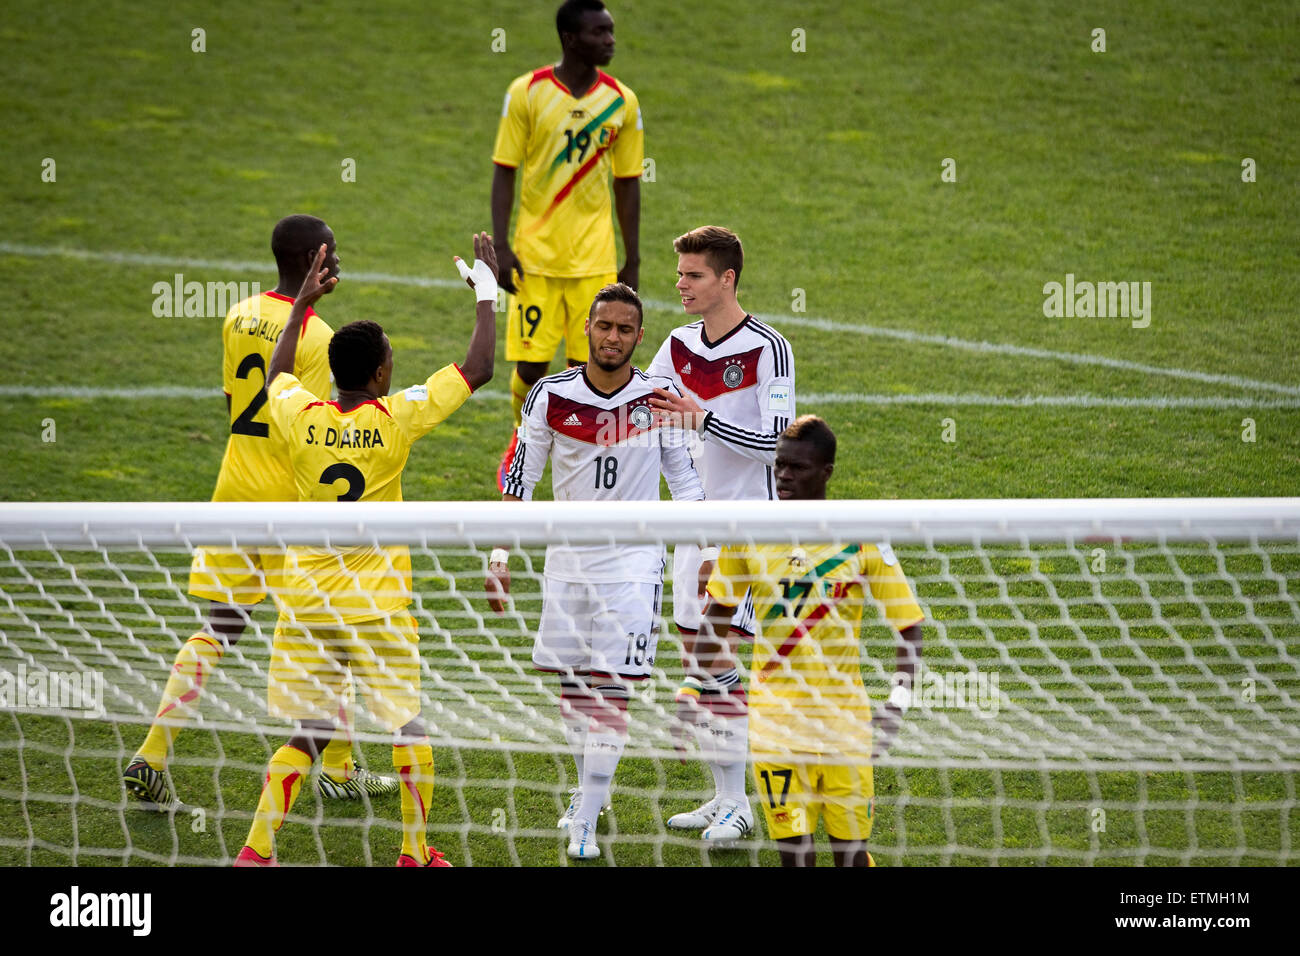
319, 463, 366, 501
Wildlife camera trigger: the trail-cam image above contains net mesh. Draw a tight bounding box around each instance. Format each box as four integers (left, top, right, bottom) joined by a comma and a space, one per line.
1, 500, 1297, 866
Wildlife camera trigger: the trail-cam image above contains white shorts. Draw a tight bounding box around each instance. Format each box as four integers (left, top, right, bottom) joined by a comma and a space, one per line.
671, 544, 755, 637
533, 578, 663, 679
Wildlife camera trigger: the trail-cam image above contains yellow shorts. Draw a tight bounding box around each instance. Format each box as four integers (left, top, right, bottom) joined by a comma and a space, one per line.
505, 272, 616, 364
188, 546, 286, 606
267, 613, 421, 732
753, 757, 874, 842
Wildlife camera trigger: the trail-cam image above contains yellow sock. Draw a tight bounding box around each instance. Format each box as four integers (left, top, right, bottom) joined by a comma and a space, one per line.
509, 369, 530, 428
320, 675, 356, 781
394, 741, 435, 863
245, 745, 313, 859
136, 632, 224, 769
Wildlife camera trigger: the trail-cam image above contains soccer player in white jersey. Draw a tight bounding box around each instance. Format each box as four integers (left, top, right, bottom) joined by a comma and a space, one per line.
490, 283, 705, 861
646, 225, 796, 842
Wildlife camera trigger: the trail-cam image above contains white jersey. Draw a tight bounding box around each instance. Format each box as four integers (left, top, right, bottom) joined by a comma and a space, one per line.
646, 314, 795, 501
504, 365, 705, 584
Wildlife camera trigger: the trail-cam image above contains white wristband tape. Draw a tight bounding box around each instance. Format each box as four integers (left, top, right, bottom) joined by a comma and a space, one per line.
888, 684, 912, 713
698, 546, 720, 563
489, 548, 509, 566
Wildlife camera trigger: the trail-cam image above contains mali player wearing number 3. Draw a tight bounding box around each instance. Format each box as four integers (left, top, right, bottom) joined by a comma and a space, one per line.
234, 235, 498, 868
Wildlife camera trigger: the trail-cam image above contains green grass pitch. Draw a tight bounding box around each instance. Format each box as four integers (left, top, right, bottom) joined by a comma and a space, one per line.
0, 0, 1297, 866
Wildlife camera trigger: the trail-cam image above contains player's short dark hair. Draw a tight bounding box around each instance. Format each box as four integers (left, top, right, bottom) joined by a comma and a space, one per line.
271, 214, 330, 272
674, 225, 744, 289
329, 320, 388, 390
590, 282, 643, 326
781, 415, 836, 465
556, 0, 606, 39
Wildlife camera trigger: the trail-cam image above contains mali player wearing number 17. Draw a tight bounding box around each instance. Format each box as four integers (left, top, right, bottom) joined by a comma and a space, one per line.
233, 235, 498, 867
696, 416, 924, 866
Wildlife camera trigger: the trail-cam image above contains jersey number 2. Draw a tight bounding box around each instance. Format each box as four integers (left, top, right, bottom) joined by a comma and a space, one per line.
231, 353, 269, 438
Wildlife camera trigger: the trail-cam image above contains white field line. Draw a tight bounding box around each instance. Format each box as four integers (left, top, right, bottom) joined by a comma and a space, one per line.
3, 384, 1296, 410
4, 241, 1298, 397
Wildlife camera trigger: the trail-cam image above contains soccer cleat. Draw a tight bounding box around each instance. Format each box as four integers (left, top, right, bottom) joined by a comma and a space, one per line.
397, 847, 453, 867
233, 846, 277, 867
317, 767, 399, 800
566, 820, 600, 860
556, 788, 582, 831
666, 795, 722, 831
701, 799, 753, 845
497, 431, 519, 493
122, 758, 184, 812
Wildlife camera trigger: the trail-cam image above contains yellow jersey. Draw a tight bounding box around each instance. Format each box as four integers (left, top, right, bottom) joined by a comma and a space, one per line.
212, 291, 333, 502
708, 541, 924, 758
266, 365, 473, 623
492, 66, 643, 278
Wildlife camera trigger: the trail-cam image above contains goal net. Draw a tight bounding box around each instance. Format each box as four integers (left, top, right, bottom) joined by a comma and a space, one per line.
1, 498, 1296, 866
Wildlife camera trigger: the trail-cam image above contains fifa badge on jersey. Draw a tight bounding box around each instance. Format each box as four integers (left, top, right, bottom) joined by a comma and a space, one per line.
876, 542, 899, 566
517, 423, 527, 442
277, 385, 303, 400
404, 384, 428, 401
629, 404, 653, 430
723, 361, 745, 388
768, 384, 791, 411
789, 547, 810, 571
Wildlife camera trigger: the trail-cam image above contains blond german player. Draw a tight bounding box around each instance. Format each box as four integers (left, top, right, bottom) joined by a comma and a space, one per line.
691, 416, 924, 865
233, 235, 497, 867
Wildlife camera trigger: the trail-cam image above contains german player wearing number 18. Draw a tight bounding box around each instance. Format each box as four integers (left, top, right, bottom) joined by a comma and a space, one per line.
232, 234, 498, 867
490, 283, 704, 861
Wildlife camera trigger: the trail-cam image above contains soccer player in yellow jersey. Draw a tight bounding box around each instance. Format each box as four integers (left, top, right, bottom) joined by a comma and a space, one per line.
491, 0, 644, 489
124, 215, 396, 809
233, 235, 498, 867
690, 416, 925, 866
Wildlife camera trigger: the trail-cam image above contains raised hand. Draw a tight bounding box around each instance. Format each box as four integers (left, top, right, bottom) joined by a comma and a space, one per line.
296, 244, 338, 306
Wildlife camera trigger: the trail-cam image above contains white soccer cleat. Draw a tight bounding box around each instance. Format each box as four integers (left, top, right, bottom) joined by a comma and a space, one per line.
557, 788, 611, 831
557, 788, 582, 831
666, 795, 722, 831
701, 799, 753, 845
566, 820, 601, 860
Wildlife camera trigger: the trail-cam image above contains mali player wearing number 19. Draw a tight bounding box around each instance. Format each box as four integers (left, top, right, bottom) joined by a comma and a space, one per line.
233, 235, 498, 867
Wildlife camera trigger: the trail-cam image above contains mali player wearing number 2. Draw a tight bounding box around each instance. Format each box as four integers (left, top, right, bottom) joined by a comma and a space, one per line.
233, 235, 498, 867
491, 284, 703, 861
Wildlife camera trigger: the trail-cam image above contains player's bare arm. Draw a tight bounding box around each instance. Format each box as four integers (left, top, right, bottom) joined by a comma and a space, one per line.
873, 621, 924, 758
454, 231, 501, 389
490, 165, 524, 294
613, 175, 640, 290
268, 244, 337, 387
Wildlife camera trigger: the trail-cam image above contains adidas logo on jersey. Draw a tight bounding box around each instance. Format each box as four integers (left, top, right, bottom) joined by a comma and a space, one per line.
680, 362, 692, 375
563, 413, 582, 426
